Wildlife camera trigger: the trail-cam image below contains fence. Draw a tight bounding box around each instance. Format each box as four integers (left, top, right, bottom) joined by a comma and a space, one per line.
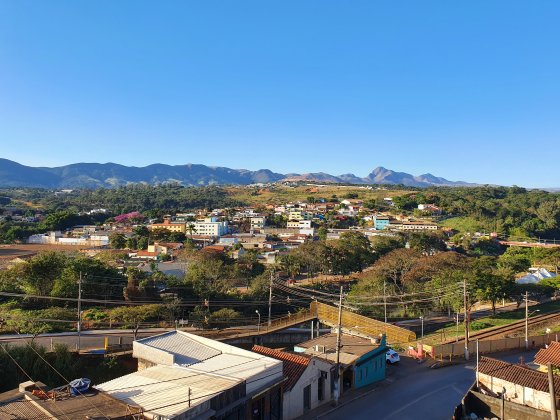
427, 333, 558, 359
311, 301, 416, 344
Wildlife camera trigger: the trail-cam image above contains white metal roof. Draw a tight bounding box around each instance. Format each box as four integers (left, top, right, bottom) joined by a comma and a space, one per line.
189, 353, 283, 394
97, 365, 240, 419
137, 331, 221, 366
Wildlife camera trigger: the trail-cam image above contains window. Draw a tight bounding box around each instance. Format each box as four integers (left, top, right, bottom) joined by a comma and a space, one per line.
304, 385, 311, 411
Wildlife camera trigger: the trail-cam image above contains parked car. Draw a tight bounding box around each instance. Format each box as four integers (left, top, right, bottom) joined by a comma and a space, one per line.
386, 349, 400, 364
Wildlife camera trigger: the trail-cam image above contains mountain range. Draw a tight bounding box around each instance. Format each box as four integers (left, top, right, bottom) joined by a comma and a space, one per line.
0, 158, 475, 189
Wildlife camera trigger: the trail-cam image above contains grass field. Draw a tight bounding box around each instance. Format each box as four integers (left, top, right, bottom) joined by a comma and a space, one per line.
225, 185, 413, 206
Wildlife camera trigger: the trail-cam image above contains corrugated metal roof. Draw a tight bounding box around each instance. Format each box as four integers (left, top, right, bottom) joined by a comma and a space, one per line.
189, 353, 283, 394
97, 365, 240, 419
137, 331, 222, 366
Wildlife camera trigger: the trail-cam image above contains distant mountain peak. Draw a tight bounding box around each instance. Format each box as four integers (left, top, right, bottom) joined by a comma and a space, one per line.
0, 159, 476, 188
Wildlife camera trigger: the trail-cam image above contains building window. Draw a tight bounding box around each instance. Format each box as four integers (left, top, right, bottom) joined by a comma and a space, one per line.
304, 385, 311, 411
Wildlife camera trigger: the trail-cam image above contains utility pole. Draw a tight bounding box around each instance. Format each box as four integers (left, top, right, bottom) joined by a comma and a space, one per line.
268, 271, 273, 326
383, 279, 387, 324
525, 291, 529, 350
548, 363, 558, 420
456, 312, 459, 343
334, 285, 344, 406
464, 279, 469, 360
77, 272, 82, 352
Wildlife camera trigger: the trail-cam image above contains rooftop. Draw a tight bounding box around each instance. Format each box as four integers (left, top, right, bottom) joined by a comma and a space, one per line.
0, 385, 131, 420
96, 364, 239, 419
534, 341, 560, 366
296, 333, 386, 365
133, 331, 283, 394
252, 345, 311, 391
478, 356, 560, 395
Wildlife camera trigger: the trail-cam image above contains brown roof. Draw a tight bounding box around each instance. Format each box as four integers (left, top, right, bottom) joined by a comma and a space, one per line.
203, 245, 226, 252
478, 357, 560, 395
297, 333, 383, 358
252, 345, 310, 391
136, 251, 159, 257
534, 341, 560, 366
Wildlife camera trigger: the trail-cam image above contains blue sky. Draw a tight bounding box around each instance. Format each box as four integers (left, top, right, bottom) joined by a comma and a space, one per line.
0, 1, 558, 187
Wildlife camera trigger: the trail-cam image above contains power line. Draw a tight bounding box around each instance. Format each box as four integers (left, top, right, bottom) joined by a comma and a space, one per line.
0, 344, 72, 420
18, 338, 112, 420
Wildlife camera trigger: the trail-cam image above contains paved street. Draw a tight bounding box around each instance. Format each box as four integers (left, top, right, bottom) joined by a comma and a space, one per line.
316, 350, 538, 420
0, 328, 177, 351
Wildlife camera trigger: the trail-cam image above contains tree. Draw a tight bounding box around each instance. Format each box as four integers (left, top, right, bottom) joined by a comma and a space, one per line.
17, 251, 68, 296
186, 257, 234, 298
109, 304, 163, 338
109, 233, 127, 249
208, 308, 241, 328
317, 226, 328, 241
407, 232, 447, 255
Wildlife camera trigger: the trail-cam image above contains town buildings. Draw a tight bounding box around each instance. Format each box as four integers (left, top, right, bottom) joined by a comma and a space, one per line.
97, 331, 284, 419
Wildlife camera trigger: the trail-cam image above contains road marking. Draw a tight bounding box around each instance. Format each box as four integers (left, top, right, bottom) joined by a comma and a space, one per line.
383, 383, 457, 419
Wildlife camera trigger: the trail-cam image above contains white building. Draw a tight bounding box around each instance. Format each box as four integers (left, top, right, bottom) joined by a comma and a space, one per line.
97, 331, 283, 420
250, 216, 266, 231
252, 345, 334, 419
287, 220, 312, 229
194, 217, 229, 237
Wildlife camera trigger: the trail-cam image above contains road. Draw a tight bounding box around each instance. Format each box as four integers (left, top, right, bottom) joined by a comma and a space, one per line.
0, 328, 179, 351
318, 350, 538, 420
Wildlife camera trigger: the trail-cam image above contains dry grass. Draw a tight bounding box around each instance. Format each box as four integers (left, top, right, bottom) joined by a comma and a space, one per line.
225, 185, 413, 206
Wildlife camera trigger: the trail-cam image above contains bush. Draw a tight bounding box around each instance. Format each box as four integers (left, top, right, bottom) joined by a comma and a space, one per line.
470, 321, 493, 331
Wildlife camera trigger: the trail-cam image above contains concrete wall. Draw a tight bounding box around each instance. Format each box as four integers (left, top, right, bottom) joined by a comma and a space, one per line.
431, 334, 554, 358
133, 341, 175, 366
478, 373, 554, 412
463, 390, 557, 420
283, 358, 333, 420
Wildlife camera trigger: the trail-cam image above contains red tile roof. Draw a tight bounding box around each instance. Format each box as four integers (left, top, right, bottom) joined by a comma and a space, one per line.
478, 357, 560, 395
534, 341, 560, 366
252, 345, 310, 391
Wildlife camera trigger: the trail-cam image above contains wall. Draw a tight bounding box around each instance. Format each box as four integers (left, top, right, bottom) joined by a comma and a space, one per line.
431, 334, 554, 359
354, 352, 386, 389
462, 390, 559, 420
478, 373, 553, 412
283, 358, 333, 420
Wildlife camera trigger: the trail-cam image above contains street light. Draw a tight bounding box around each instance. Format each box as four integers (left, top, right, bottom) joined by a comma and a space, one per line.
255, 310, 261, 334
525, 309, 540, 349
420, 316, 424, 339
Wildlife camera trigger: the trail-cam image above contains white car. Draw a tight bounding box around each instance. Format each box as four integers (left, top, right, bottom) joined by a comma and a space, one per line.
386, 349, 400, 364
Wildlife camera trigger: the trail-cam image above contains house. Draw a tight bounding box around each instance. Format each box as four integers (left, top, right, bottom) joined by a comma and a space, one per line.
148, 218, 187, 234
417, 204, 442, 215
388, 221, 438, 231
252, 345, 334, 419
534, 341, 560, 372
477, 356, 560, 412
250, 216, 266, 231
294, 333, 388, 392
97, 331, 284, 420
0, 380, 131, 419
147, 242, 183, 255
287, 220, 312, 229
373, 216, 390, 230
287, 210, 313, 221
